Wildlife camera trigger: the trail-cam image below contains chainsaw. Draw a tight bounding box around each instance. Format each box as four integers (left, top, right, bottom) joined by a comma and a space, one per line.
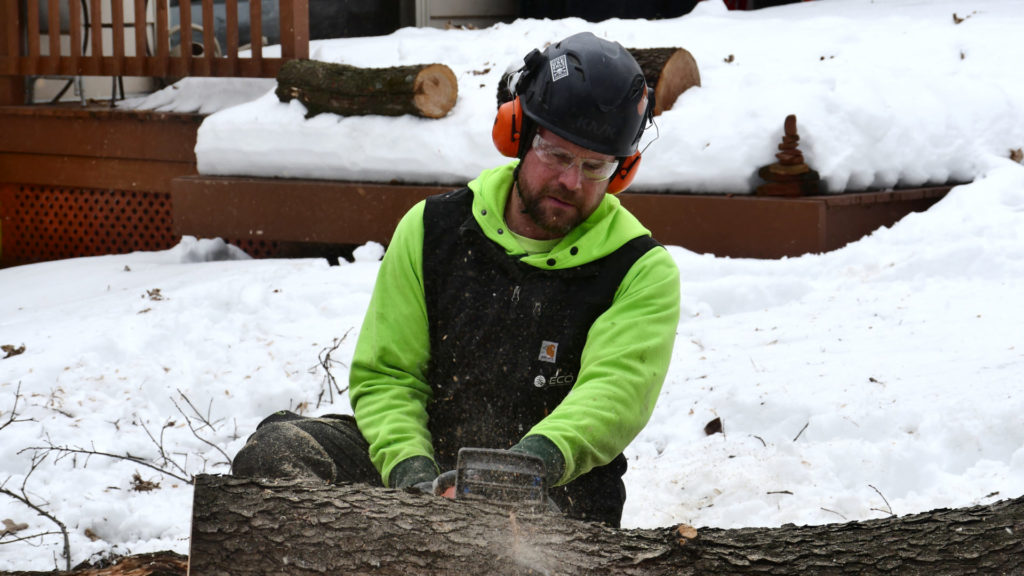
433, 448, 549, 510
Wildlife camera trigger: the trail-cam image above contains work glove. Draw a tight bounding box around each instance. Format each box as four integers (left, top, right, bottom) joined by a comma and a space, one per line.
509, 436, 566, 487
390, 455, 439, 490
510, 437, 565, 514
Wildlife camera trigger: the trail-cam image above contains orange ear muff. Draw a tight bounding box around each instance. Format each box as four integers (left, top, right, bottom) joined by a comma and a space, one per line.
492, 97, 523, 158
607, 152, 642, 194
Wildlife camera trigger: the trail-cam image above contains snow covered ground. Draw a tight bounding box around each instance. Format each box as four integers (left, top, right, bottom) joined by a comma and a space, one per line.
2, 0, 1024, 570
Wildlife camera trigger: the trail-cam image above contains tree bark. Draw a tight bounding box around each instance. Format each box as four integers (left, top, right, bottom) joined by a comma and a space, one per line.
496, 47, 700, 117
275, 60, 458, 119
188, 474, 1024, 576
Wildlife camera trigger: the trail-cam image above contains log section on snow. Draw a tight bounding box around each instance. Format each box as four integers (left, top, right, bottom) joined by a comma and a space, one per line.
276, 60, 458, 119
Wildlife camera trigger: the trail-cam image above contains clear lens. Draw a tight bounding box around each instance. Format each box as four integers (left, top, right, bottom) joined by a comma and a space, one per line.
531, 134, 618, 181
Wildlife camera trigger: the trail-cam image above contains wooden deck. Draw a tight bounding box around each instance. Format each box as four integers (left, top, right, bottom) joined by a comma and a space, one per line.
171, 175, 950, 260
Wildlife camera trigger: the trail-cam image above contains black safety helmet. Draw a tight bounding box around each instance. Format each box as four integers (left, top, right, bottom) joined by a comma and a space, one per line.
515, 32, 654, 158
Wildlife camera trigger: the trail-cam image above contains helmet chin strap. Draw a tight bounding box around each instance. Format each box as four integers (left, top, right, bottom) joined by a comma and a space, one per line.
511, 164, 529, 214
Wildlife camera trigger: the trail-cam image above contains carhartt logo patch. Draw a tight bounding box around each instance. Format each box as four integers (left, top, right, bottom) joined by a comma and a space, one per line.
539, 341, 558, 363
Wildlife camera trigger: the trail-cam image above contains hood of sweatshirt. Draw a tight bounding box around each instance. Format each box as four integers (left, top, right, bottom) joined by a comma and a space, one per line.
467, 161, 653, 270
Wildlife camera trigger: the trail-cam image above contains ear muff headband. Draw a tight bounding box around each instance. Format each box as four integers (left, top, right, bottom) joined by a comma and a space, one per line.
492, 97, 523, 158
607, 152, 642, 195
608, 87, 655, 194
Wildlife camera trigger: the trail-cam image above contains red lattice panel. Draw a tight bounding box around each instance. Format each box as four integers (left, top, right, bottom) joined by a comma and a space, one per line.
224, 238, 281, 259
0, 185, 176, 266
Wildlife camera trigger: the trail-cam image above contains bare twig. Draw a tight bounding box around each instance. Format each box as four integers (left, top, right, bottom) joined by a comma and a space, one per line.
820, 507, 848, 521
19, 441, 192, 484
0, 454, 71, 570
314, 329, 353, 409
793, 421, 809, 442
1, 382, 33, 431
172, 390, 232, 469
0, 530, 66, 545
174, 389, 224, 432
868, 484, 894, 517
138, 418, 190, 479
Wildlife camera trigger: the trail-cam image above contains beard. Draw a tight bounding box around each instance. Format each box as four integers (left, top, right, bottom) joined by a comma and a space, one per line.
515, 178, 587, 238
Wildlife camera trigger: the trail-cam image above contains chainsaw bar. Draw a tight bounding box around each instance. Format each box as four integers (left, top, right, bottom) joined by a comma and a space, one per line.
455, 448, 547, 507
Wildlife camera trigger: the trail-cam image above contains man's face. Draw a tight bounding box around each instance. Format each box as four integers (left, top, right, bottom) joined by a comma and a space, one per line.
510, 129, 618, 240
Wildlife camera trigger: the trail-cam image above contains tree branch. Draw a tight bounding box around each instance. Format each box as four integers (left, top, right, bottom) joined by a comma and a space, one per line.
19, 441, 193, 485
0, 382, 33, 431
312, 329, 353, 409
0, 454, 71, 571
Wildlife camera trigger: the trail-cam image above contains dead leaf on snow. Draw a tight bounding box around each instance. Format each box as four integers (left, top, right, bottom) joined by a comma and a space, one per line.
130, 472, 161, 492
2, 344, 26, 359
2, 518, 29, 536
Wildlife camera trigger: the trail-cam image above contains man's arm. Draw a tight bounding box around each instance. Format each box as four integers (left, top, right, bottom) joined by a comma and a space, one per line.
348, 202, 438, 487
523, 246, 681, 485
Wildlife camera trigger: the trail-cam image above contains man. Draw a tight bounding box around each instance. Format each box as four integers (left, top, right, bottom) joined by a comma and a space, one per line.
233, 32, 680, 527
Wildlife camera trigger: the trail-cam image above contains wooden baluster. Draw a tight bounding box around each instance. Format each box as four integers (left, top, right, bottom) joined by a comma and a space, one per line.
279, 0, 308, 62
248, 0, 261, 76
46, 0, 60, 74
110, 0, 124, 76
26, 0, 41, 74
0, 0, 26, 102
130, 0, 145, 75
199, 0, 213, 75
2, 0, 21, 73
224, 0, 238, 76
69, 0, 82, 72
88, 0, 101, 69
153, 0, 168, 77
177, 0, 191, 77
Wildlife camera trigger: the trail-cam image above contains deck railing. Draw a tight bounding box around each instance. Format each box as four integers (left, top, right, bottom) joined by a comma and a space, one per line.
0, 0, 308, 86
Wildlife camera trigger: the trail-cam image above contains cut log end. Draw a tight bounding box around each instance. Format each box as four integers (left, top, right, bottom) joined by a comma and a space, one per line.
653, 48, 701, 116
414, 63, 459, 119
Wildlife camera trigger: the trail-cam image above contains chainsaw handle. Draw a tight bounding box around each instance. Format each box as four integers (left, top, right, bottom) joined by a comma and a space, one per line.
433, 470, 458, 498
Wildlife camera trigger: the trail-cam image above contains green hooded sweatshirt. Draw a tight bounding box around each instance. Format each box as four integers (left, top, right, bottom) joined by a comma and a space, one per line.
349, 161, 680, 487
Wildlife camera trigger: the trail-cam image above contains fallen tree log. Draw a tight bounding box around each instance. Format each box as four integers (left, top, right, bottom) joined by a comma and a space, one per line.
188, 474, 1023, 575
629, 47, 701, 116
497, 47, 700, 116
276, 60, 458, 119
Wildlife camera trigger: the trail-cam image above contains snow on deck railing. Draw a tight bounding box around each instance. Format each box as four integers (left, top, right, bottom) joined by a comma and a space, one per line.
0, 0, 308, 83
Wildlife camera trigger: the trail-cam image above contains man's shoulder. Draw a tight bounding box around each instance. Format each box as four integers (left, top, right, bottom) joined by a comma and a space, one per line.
423, 187, 474, 227
426, 187, 473, 205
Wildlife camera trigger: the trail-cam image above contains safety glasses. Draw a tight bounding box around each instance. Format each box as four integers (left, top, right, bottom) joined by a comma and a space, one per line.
531, 133, 619, 182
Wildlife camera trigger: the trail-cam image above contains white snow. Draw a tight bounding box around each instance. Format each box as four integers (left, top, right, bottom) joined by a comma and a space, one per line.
3, 0, 1024, 570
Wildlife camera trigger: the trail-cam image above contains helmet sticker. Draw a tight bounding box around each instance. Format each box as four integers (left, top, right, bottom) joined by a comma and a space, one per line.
549, 54, 569, 82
